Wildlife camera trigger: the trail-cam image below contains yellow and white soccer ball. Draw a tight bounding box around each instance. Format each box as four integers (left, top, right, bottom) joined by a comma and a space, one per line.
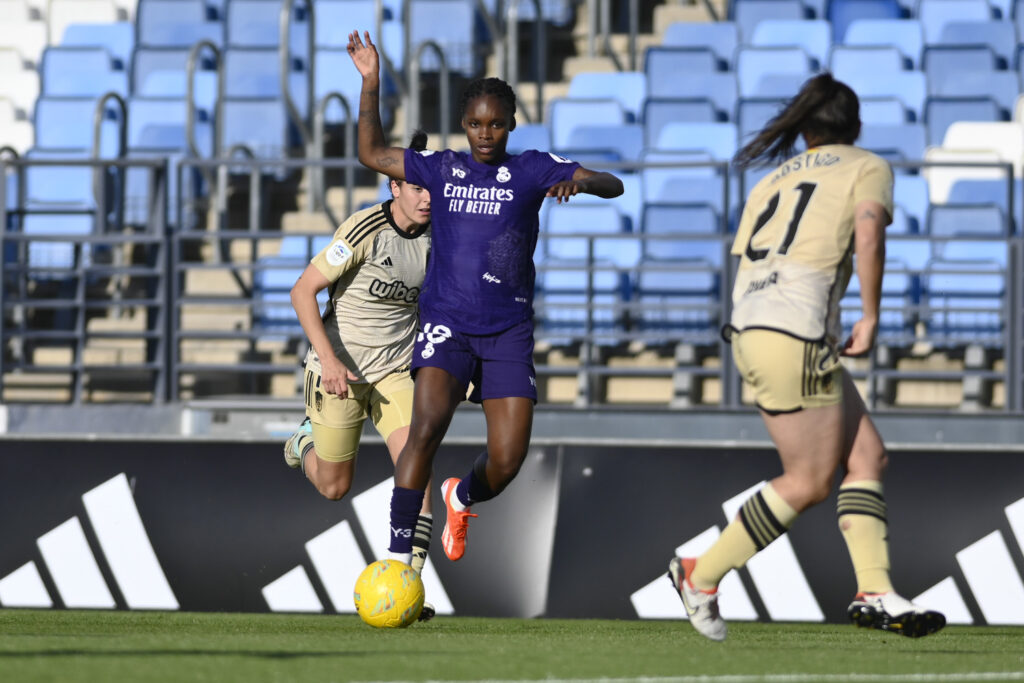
353, 559, 425, 628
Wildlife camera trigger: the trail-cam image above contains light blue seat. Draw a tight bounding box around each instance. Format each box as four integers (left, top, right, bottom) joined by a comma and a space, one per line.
750, 19, 832, 68
830, 45, 908, 75
661, 21, 739, 68
632, 257, 721, 344
653, 121, 738, 160
923, 46, 1000, 84
548, 98, 626, 149
561, 123, 644, 163
534, 258, 629, 341
645, 48, 720, 101
927, 69, 1019, 117
736, 98, 784, 143
946, 178, 1022, 232
827, 0, 902, 43
924, 96, 1003, 146
543, 203, 638, 267
220, 98, 289, 158
137, 0, 223, 48
22, 149, 94, 210
840, 69, 927, 121
861, 98, 909, 124
407, 0, 482, 76
315, 0, 383, 47
938, 21, 1015, 69
732, 0, 807, 42
641, 150, 730, 218
226, 0, 309, 48
478, 0, 575, 25
893, 174, 929, 233
224, 47, 308, 117
916, 0, 993, 44
750, 73, 808, 98
641, 205, 723, 260
41, 46, 128, 97
60, 21, 134, 69
131, 47, 218, 111
735, 46, 812, 98
33, 96, 121, 153
643, 98, 721, 149
927, 203, 1008, 237
315, 49, 395, 130
858, 123, 926, 162
568, 71, 647, 122
921, 258, 1004, 347
253, 256, 311, 332
22, 213, 95, 271
666, 72, 738, 119
841, 257, 918, 344
844, 18, 924, 68
506, 123, 551, 155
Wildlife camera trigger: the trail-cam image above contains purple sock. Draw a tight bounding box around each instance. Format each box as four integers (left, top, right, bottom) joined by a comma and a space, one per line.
457, 466, 495, 506
389, 486, 424, 553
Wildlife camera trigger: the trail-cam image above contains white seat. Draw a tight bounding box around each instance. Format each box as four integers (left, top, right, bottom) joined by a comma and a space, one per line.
0, 0, 30, 21
923, 147, 1005, 204
47, 0, 119, 44
0, 67, 40, 118
0, 19, 46, 66
0, 98, 33, 152
942, 121, 1024, 177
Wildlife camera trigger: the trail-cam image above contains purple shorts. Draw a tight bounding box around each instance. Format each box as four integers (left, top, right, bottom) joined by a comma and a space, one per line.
411, 317, 537, 403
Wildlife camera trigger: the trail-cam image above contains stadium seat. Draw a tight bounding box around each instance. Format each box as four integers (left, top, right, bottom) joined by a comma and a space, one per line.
750, 19, 832, 68
916, 0, 993, 44
927, 69, 1019, 118
736, 98, 784, 143
923, 46, 1000, 85
748, 73, 809, 99
0, 49, 40, 118
735, 46, 812, 98
61, 22, 135, 70
927, 204, 1006, 237
407, 0, 482, 76
560, 123, 644, 163
944, 120, 1024, 174
830, 45, 908, 75
548, 98, 626, 149
924, 96, 1003, 147
631, 257, 721, 345
922, 147, 1006, 206
542, 203, 638, 267
843, 18, 924, 68
534, 258, 629, 342
253, 255, 312, 333
506, 123, 551, 155
920, 257, 1004, 347
136, 0, 223, 47
0, 16, 47, 66
827, 0, 902, 44
47, 0, 119, 45
33, 96, 122, 154
0, 0, 31, 21
937, 21, 1015, 69
893, 174, 930, 233
857, 123, 926, 162
946, 177, 1023, 232
224, 47, 308, 117
860, 98, 909, 124
732, 0, 807, 42
568, 72, 647, 122
645, 48, 720, 100
841, 258, 918, 345
643, 99, 721, 149
131, 47, 219, 111
226, 0, 310, 48
641, 150, 732, 219
839, 69, 926, 121
22, 213, 95, 271
653, 122, 738, 161
0, 98, 32, 153
40, 47, 128, 98
659, 73, 738, 120
641, 206, 723, 261
661, 21, 739, 69
220, 97, 289, 158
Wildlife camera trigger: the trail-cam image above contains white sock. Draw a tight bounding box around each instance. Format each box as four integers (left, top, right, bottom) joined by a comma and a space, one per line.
388, 551, 412, 566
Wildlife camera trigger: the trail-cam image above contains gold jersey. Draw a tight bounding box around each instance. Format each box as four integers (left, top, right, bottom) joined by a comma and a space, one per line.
728, 144, 893, 343
305, 200, 430, 384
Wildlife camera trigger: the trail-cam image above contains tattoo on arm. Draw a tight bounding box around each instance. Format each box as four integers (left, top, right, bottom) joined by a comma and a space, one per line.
376, 156, 396, 168
858, 208, 879, 221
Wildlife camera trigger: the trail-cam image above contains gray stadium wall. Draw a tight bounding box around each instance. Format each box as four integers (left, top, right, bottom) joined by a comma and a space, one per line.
2, 438, 1023, 626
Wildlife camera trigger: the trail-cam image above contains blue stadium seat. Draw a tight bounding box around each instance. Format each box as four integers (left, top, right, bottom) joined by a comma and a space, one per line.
732, 0, 807, 42
534, 258, 629, 341
927, 204, 1008, 237
407, 0, 482, 76
749, 73, 808, 98
137, 0, 223, 48
560, 123, 644, 163
827, 0, 902, 44
645, 48, 720, 100
830, 45, 908, 75
643, 98, 721, 148
860, 98, 910, 124
938, 21, 1015, 69
226, 0, 306, 48
131, 47, 218, 111
220, 98, 289, 157
224, 47, 308, 117
568, 72, 647, 122
668, 72, 738, 120
928, 69, 1019, 117
641, 206, 722, 259
736, 98, 784, 143
632, 257, 721, 344
923, 46, 1000, 84
22, 149, 95, 210
920, 257, 1004, 347
858, 123, 926, 162
506, 123, 551, 155
33, 96, 122, 154
641, 150, 731, 219
253, 255, 308, 333
60, 21, 135, 69
41, 46, 128, 97
543, 203, 638, 267
653, 121, 738, 160
893, 174, 929, 233
843, 18, 924, 68
946, 178, 1023, 232
661, 21, 739, 69
21, 213, 95, 271
750, 19, 832, 68
923, 96, 1003, 146
839, 69, 927, 121
548, 98, 626, 149
841, 258, 918, 344
735, 46, 812, 98
916, 0, 993, 44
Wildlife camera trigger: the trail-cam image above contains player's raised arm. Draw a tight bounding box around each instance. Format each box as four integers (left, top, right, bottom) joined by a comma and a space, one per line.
545, 166, 624, 203
347, 30, 406, 179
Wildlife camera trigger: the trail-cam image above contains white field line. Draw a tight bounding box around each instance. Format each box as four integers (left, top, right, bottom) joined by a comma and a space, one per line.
356, 673, 1024, 683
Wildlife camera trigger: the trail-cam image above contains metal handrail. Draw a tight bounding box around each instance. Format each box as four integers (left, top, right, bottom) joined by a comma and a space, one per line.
408, 41, 450, 148
186, 39, 221, 188
280, 0, 315, 149
313, 92, 356, 221
506, 0, 546, 124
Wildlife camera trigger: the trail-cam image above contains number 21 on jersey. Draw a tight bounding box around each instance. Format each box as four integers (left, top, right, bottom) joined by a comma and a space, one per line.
744, 182, 818, 262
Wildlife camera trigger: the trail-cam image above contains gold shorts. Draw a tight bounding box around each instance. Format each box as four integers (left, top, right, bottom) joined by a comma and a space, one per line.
731, 329, 842, 413
303, 365, 414, 462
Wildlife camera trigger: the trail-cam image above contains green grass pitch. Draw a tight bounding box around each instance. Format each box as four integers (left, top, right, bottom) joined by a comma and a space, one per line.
1, 610, 1022, 683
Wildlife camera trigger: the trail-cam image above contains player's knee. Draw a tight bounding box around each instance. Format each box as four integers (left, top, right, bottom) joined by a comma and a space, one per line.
318, 479, 351, 501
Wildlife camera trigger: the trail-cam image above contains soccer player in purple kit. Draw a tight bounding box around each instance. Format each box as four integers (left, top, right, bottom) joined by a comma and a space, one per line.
347, 30, 623, 565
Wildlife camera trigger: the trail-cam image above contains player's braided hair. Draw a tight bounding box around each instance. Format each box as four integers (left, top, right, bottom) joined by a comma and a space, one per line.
459, 77, 517, 120
734, 73, 861, 168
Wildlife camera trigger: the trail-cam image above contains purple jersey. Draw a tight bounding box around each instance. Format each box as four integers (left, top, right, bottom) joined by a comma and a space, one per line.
404, 148, 580, 334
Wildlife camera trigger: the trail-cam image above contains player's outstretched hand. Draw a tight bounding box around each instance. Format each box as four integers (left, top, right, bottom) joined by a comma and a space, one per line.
347, 30, 379, 78
545, 179, 584, 204
842, 317, 878, 357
